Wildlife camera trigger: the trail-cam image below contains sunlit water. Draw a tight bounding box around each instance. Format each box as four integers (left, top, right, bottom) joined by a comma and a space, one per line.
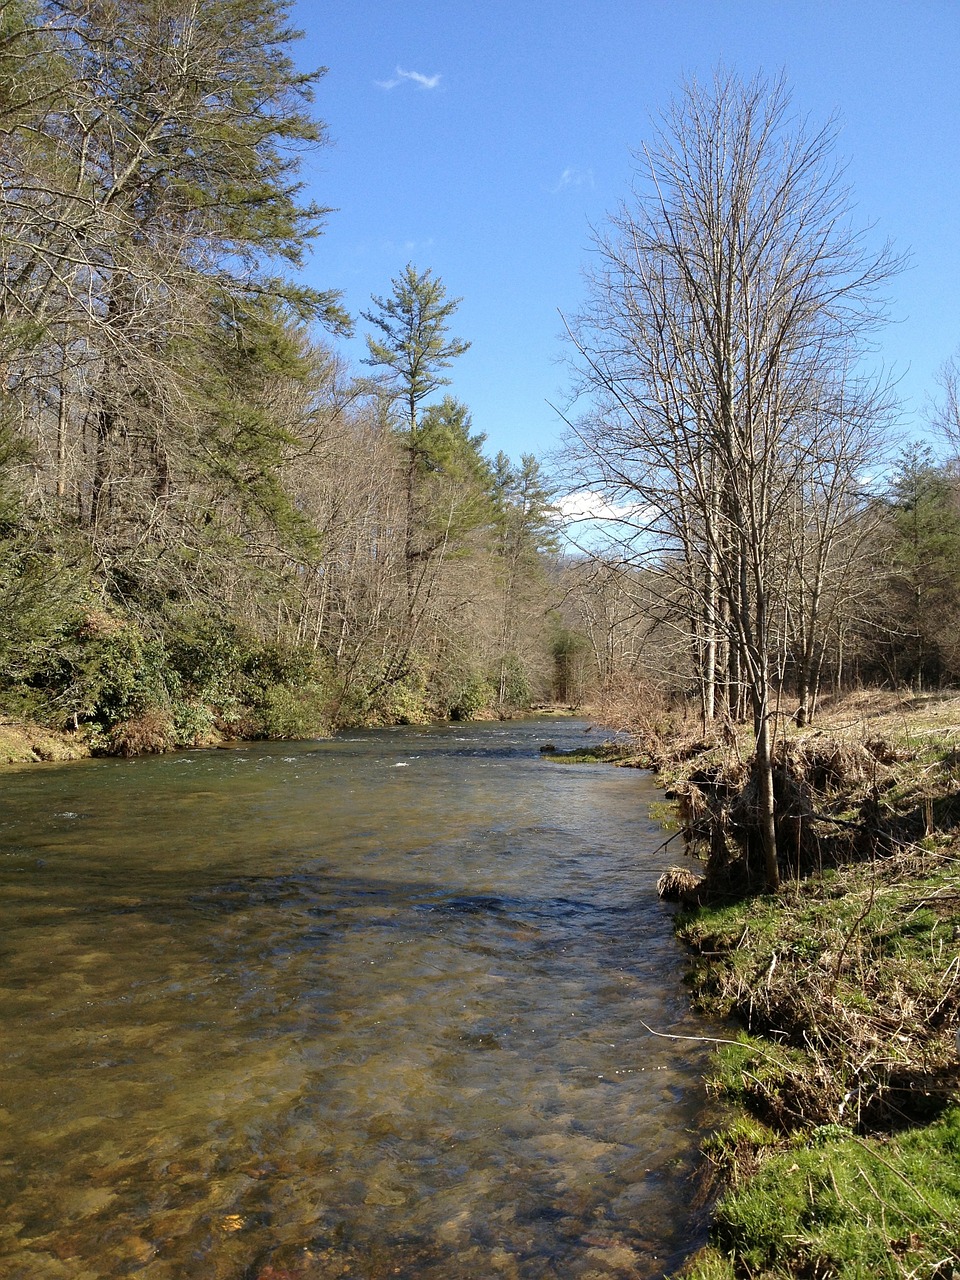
0, 719, 715, 1279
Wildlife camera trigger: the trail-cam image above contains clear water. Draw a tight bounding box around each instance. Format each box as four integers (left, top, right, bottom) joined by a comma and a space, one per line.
0, 719, 714, 1279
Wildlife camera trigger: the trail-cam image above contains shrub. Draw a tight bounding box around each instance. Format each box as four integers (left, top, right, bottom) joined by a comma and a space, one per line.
15, 611, 177, 732
381, 671, 431, 725
172, 699, 218, 747
445, 669, 493, 721
253, 682, 328, 739
100, 708, 176, 757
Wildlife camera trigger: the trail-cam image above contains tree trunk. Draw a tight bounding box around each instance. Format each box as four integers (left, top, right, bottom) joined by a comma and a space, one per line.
754, 697, 780, 891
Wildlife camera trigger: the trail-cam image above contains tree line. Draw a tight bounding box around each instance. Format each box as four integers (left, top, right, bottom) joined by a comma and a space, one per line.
0, 0, 567, 748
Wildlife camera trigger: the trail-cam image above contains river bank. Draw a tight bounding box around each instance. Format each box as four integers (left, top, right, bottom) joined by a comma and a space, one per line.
595, 689, 960, 1278
0, 718, 91, 763
0, 704, 582, 766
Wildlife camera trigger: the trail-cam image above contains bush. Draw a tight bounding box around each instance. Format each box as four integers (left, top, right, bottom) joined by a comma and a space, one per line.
71, 622, 175, 726
99, 708, 176, 757
13, 610, 177, 732
0, 574, 336, 750
164, 610, 248, 711
445, 669, 493, 721
172, 699, 218, 747
165, 610, 332, 739
253, 682, 328, 739
380, 671, 431, 725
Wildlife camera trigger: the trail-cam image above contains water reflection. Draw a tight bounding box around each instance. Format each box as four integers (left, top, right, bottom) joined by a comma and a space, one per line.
0, 720, 713, 1278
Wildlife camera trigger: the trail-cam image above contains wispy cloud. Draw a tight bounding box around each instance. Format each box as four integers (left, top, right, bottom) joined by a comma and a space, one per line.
554, 491, 649, 524
379, 237, 435, 256
376, 66, 442, 91
551, 166, 594, 194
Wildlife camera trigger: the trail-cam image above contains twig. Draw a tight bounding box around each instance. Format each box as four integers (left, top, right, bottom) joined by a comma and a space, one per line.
637, 1018, 788, 1068
852, 1161, 926, 1235
830, 865, 878, 991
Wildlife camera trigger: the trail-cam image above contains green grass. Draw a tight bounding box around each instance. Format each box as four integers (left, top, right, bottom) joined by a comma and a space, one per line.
671, 857, 960, 1276
684, 1109, 960, 1278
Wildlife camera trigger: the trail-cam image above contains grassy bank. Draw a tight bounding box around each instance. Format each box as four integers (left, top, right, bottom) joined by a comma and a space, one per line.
0, 718, 90, 764
600, 691, 960, 1277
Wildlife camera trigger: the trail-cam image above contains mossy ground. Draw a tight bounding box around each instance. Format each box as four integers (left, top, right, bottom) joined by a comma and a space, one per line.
540, 740, 640, 764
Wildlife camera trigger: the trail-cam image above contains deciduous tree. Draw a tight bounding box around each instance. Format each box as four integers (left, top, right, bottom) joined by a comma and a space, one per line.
566, 70, 901, 889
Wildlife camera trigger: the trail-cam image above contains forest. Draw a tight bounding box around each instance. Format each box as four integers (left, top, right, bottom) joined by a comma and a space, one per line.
0, 0, 572, 751
2, 1, 960, 772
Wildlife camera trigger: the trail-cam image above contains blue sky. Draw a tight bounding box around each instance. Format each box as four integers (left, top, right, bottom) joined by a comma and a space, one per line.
292, 1, 960, 465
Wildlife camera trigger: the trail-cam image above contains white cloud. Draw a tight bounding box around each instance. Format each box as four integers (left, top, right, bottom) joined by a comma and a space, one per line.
554, 491, 649, 524
551, 166, 594, 194
376, 66, 441, 91
399, 66, 441, 89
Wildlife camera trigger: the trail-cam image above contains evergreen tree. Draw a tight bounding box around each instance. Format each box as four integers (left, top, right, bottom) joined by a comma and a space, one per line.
884, 445, 960, 688
361, 264, 471, 623
415, 395, 494, 548
490, 453, 558, 709
2, 0, 346, 575
362, 264, 470, 440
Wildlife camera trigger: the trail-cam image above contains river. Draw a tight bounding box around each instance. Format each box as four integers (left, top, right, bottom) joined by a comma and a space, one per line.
0, 718, 714, 1279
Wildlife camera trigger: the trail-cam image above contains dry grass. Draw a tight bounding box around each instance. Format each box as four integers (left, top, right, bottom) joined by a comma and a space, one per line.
633, 690, 960, 893
0, 719, 88, 764
102, 708, 176, 757
680, 846, 960, 1133
643, 689, 960, 1136
657, 864, 706, 902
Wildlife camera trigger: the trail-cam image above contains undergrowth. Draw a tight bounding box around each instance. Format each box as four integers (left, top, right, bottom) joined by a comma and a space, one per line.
684, 1106, 960, 1278
647, 693, 960, 1279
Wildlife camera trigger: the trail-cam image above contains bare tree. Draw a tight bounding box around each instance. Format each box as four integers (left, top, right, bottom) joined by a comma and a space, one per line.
566, 70, 901, 889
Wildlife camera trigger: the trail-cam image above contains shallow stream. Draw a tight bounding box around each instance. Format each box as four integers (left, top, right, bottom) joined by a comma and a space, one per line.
0, 718, 714, 1278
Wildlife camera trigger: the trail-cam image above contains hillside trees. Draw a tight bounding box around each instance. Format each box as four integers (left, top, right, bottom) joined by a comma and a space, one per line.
0, 6, 571, 738
359, 265, 485, 691
489, 452, 558, 711
873, 445, 960, 688
2, 0, 346, 593
361, 265, 471, 617
0, 0, 360, 734
567, 71, 900, 889
560, 556, 674, 701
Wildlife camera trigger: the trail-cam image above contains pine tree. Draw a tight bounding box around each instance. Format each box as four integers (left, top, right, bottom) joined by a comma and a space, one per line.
361, 264, 470, 618
2, 0, 347, 589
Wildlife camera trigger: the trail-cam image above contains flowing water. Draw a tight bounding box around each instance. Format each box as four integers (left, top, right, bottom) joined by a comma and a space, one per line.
0, 718, 715, 1279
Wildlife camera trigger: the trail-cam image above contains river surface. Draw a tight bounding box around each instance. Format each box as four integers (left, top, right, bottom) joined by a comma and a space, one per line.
0, 718, 714, 1279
